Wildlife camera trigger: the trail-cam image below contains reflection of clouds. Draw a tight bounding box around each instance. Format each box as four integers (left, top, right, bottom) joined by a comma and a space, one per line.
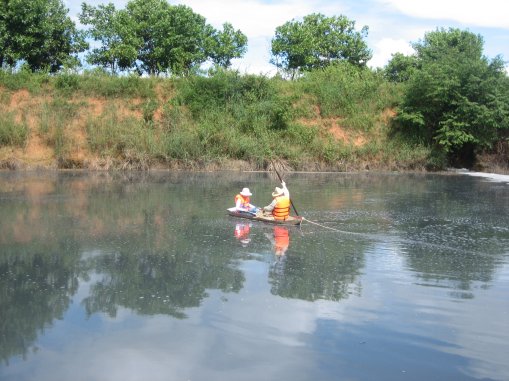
368, 243, 509, 380
4, 245, 508, 380
445, 262, 509, 380
4, 260, 359, 381
202, 260, 377, 346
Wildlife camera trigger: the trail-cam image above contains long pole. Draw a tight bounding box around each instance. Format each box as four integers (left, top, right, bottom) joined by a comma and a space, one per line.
271, 160, 299, 216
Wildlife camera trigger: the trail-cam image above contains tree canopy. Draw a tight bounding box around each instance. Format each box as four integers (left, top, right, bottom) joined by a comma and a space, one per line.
270, 13, 372, 77
206, 22, 248, 69
0, 0, 87, 72
79, 0, 247, 76
393, 28, 509, 167
79, 3, 138, 74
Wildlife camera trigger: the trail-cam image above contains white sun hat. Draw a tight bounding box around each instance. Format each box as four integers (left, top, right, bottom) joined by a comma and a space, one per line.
240, 187, 252, 196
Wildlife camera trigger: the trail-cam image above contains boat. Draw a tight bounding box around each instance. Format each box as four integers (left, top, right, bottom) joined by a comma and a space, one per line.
227, 207, 303, 225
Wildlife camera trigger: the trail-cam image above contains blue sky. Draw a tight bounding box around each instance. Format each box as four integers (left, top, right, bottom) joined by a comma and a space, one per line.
65, 0, 509, 74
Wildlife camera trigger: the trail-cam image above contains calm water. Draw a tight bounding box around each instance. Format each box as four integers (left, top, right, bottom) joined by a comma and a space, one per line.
0, 171, 508, 381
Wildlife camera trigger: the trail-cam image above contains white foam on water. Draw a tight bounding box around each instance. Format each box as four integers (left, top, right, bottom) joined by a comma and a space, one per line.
454, 169, 509, 184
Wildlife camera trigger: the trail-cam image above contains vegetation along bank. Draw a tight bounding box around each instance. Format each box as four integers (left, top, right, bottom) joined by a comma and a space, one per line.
0, 0, 508, 172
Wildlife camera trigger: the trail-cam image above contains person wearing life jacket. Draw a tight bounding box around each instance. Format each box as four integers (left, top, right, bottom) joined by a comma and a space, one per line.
263, 181, 291, 220
234, 187, 259, 213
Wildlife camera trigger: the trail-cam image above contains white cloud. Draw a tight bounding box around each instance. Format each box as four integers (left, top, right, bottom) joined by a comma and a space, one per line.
379, 0, 509, 29
369, 38, 415, 68
180, 0, 313, 38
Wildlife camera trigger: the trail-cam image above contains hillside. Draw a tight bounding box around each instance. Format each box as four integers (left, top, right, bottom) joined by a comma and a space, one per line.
0, 68, 443, 172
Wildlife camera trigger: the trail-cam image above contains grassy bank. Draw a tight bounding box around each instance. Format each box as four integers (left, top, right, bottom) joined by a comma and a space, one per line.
0, 66, 433, 171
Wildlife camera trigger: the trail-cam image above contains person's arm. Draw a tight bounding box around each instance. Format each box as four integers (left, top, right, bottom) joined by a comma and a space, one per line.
281, 181, 290, 198
263, 199, 276, 212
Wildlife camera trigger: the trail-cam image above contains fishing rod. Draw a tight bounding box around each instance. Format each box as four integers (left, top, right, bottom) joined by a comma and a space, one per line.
271, 159, 299, 216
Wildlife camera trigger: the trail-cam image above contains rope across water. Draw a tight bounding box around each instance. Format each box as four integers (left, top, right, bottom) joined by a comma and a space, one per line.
301, 217, 364, 235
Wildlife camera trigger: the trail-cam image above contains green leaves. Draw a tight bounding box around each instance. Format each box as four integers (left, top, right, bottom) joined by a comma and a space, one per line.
0, 0, 86, 72
270, 13, 371, 77
207, 23, 247, 68
395, 28, 509, 165
79, 3, 137, 74
79, 0, 247, 76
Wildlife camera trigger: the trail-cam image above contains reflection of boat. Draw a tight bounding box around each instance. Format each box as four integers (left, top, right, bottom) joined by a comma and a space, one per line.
227, 207, 303, 226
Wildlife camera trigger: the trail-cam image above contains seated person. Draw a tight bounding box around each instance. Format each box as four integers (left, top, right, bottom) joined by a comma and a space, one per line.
234, 187, 259, 213
263, 181, 290, 220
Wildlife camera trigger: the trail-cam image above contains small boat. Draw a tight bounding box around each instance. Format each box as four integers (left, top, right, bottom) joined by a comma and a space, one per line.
227, 207, 303, 225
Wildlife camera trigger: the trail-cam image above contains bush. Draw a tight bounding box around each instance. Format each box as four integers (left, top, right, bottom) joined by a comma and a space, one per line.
0, 66, 50, 93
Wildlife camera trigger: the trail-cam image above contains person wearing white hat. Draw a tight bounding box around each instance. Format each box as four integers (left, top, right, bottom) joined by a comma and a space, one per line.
234, 187, 259, 213
263, 181, 291, 220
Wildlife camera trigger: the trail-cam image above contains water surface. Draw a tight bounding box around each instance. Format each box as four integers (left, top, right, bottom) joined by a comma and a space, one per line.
1, 171, 508, 381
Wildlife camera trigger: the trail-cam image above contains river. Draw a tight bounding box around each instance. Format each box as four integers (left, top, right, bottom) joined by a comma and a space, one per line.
0, 171, 508, 381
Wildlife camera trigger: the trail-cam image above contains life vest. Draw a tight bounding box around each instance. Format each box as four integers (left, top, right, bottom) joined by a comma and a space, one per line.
235, 194, 250, 209
273, 196, 290, 220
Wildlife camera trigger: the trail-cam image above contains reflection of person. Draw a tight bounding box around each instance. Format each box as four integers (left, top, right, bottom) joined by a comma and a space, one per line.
234, 223, 251, 247
234, 187, 259, 213
263, 181, 290, 220
273, 226, 290, 256
266, 226, 290, 256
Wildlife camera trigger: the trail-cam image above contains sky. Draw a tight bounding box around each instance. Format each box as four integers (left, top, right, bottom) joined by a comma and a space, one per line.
65, 0, 509, 74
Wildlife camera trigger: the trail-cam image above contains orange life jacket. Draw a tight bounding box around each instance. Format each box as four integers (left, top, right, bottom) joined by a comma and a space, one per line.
273, 196, 290, 220
235, 194, 250, 208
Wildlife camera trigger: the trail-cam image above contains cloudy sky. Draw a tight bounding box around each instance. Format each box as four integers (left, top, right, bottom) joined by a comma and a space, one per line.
65, 0, 509, 74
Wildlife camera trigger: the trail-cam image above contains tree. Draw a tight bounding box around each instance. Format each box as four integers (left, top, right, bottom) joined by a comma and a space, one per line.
0, 0, 87, 72
79, 3, 138, 74
206, 22, 247, 68
79, 0, 247, 76
270, 13, 371, 77
118, 0, 214, 76
161, 4, 212, 76
384, 52, 418, 83
395, 28, 509, 167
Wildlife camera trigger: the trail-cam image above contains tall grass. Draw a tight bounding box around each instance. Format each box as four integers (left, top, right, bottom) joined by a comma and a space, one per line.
39, 99, 81, 159
0, 112, 28, 147
0, 66, 434, 171
0, 67, 50, 94
300, 62, 401, 131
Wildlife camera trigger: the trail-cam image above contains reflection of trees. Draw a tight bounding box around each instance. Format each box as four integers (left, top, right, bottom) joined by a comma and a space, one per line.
0, 242, 80, 364
0, 171, 248, 363
386, 175, 508, 294
268, 236, 365, 301
81, 236, 245, 319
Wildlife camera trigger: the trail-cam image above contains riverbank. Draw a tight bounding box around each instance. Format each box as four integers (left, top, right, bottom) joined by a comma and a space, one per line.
1, 69, 507, 173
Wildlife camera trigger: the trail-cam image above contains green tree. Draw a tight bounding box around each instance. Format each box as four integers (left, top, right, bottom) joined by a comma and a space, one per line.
395, 28, 509, 167
0, 0, 87, 72
79, 3, 138, 74
270, 13, 371, 77
207, 22, 247, 68
119, 0, 214, 76
384, 52, 418, 83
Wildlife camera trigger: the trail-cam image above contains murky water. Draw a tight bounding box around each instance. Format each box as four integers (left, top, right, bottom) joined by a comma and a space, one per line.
1, 171, 508, 381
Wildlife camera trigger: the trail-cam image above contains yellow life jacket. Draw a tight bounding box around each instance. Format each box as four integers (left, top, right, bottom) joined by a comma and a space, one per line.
273, 196, 290, 220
